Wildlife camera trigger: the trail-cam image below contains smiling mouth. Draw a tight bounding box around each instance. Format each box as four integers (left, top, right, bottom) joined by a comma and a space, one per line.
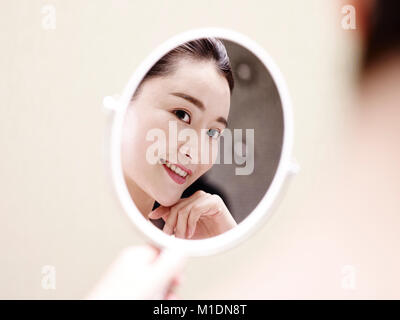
159, 158, 191, 185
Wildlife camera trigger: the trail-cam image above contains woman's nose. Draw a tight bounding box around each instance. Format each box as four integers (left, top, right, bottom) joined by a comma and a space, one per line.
179, 144, 192, 161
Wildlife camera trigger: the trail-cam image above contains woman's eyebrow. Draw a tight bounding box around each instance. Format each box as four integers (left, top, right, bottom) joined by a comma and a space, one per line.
170, 92, 228, 128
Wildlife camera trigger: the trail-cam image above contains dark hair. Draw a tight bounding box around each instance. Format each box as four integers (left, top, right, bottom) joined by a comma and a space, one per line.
133, 38, 234, 98
363, 0, 400, 70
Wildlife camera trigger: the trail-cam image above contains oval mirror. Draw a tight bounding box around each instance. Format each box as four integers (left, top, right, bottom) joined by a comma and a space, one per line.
105, 28, 296, 256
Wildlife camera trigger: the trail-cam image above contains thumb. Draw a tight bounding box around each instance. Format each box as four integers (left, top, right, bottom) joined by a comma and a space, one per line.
148, 206, 169, 220
149, 248, 186, 299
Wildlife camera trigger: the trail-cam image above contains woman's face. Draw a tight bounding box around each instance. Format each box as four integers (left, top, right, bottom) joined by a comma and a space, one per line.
122, 57, 231, 207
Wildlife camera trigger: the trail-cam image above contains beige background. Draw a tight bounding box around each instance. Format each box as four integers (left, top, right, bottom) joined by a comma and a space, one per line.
1, 1, 399, 299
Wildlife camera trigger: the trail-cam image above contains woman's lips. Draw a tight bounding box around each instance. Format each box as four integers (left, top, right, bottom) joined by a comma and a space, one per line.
160, 158, 192, 175
162, 163, 187, 185
159, 158, 191, 185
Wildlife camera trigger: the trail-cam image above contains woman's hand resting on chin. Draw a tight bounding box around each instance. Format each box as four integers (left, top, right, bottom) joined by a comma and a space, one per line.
148, 190, 237, 239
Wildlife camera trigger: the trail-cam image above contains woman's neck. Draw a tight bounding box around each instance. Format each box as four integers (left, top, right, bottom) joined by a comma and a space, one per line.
124, 176, 155, 220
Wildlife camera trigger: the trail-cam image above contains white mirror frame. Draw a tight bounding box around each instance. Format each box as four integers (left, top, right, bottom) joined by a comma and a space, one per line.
105, 27, 297, 256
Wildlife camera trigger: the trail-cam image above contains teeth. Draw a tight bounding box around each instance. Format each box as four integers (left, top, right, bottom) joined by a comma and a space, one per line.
161, 158, 188, 178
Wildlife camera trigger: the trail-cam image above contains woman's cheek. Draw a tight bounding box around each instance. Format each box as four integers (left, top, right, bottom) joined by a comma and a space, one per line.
210, 139, 220, 164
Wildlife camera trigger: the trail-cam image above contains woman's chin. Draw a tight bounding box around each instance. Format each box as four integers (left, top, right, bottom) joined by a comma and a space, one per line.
155, 192, 182, 207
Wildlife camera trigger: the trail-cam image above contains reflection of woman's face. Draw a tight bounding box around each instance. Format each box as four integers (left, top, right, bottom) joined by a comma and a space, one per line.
122, 57, 231, 207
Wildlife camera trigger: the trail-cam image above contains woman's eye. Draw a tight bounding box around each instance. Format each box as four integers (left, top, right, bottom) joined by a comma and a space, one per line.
173, 110, 191, 124
207, 128, 221, 139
